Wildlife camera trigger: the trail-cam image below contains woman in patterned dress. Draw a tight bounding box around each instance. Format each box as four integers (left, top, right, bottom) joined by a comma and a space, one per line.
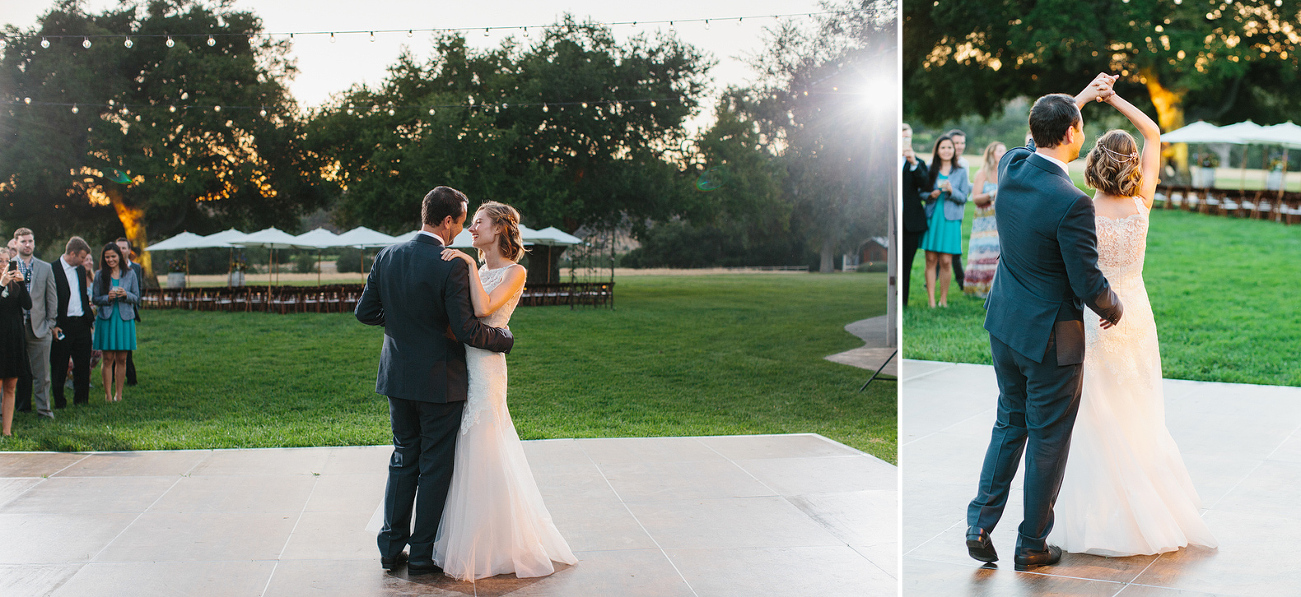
964, 142, 1006, 298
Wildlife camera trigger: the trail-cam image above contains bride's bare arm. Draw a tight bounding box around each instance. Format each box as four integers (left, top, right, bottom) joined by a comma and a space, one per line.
442, 249, 527, 318
1107, 93, 1162, 208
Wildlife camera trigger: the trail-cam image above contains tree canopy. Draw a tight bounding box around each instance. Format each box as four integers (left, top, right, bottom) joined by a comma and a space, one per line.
905, 0, 1301, 160
0, 0, 327, 276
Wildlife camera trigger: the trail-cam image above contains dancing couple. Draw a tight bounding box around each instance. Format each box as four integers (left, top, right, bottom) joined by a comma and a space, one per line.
356, 186, 577, 580
966, 74, 1218, 570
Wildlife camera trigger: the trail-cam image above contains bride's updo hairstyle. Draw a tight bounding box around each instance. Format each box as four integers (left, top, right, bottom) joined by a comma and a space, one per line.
1085, 130, 1143, 198
476, 201, 527, 263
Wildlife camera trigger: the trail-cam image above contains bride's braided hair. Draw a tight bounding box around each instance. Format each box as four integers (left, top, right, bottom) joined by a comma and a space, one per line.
1084, 130, 1143, 198
476, 201, 527, 263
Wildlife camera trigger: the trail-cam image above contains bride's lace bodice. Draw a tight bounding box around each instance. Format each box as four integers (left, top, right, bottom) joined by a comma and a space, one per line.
1093, 196, 1149, 286
477, 264, 523, 328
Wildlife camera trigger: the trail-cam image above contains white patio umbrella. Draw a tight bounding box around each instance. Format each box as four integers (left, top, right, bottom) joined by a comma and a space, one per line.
144, 232, 212, 277
234, 227, 316, 290
526, 227, 584, 283
330, 227, 397, 275
294, 228, 343, 285
197, 229, 248, 285
1216, 121, 1266, 191
1243, 122, 1301, 195
1161, 121, 1226, 144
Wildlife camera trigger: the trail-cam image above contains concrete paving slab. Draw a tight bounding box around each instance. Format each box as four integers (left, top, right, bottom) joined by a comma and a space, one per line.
0, 434, 892, 597
826, 315, 899, 377
903, 359, 1301, 596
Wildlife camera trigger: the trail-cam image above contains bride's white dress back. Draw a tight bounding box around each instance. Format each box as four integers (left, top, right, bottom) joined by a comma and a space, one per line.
1050, 196, 1217, 556
432, 264, 577, 579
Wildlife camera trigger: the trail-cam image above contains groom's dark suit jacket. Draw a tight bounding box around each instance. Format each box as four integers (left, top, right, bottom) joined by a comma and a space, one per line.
355, 232, 513, 403
983, 143, 1123, 364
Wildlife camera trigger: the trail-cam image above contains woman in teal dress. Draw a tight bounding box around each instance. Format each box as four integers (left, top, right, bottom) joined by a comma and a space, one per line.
92, 243, 139, 403
920, 135, 971, 307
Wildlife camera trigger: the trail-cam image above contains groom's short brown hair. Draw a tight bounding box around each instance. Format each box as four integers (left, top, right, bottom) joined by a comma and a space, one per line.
1028, 94, 1081, 149
421, 186, 468, 227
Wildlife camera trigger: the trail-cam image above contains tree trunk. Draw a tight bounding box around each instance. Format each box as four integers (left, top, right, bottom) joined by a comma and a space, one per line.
819, 237, 836, 273
106, 187, 158, 289
1142, 67, 1188, 173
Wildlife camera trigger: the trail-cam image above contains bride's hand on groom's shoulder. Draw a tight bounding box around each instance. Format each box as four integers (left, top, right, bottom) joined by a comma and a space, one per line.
441, 248, 476, 267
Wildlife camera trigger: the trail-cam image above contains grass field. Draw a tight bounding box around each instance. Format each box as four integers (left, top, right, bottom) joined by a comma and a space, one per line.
3, 274, 895, 462
905, 202, 1301, 387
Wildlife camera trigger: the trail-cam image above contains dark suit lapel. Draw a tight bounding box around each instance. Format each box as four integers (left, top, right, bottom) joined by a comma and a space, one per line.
413, 233, 445, 248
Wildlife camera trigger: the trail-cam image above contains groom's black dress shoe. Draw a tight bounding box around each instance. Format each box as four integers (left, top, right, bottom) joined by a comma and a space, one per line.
406, 560, 443, 576
380, 551, 408, 570
965, 526, 998, 563
1013, 545, 1063, 571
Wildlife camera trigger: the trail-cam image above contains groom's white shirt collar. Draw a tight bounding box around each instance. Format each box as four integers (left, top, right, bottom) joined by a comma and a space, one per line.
1035, 152, 1071, 178
419, 230, 448, 245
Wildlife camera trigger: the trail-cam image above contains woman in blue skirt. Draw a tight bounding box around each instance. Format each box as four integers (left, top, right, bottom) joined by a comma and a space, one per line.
92, 243, 139, 403
920, 135, 971, 307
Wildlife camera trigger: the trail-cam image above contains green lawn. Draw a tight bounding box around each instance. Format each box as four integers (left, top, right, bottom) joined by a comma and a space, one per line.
905, 203, 1301, 387
3, 274, 895, 462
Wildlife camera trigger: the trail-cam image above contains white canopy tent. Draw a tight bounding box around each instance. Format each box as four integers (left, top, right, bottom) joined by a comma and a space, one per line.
144, 232, 208, 252
1162, 120, 1301, 193
293, 228, 344, 285
233, 227, 318, 289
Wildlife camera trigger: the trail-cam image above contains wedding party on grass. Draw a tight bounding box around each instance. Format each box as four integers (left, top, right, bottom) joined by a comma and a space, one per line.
903, 0, 1301, 594
0, 0, 895, 595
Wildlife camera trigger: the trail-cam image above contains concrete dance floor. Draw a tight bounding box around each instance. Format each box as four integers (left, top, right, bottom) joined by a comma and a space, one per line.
0, 434, 894, 597
903, 360, 1301, 596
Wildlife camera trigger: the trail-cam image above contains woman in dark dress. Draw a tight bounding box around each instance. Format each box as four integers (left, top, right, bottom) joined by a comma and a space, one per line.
1, 246, 33, 437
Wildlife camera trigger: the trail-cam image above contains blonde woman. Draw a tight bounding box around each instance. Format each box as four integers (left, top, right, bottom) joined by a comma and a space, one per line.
963, 142, 1006, 298
1049, 91, 1217, 557
432, 201, 577, 580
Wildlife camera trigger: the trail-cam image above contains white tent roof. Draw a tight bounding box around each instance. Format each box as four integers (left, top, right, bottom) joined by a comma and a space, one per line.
201, 229, 248, 247
333, 226, 397, 248
392, 230, 420, 244
529, 226, 584, 246
1243, 122, 1301, 149
1161, 121, 1231, 144
1217, 120, 1266, 141
293, 228, 343, 249
234, 227, 312, 249
145, 232, 208, 251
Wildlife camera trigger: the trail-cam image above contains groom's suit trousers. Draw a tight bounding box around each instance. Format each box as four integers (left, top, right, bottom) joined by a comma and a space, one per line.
379, 396, 465, 563
968, 332, 1084, 552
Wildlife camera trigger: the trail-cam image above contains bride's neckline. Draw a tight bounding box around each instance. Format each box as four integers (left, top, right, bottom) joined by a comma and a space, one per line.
1094, 195, 1144, 221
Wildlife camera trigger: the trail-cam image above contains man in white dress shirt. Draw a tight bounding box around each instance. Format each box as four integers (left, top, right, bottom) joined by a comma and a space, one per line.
51, 237, 94, 408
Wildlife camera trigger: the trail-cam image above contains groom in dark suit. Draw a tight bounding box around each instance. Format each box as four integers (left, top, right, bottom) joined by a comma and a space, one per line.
966, 75, 1125, 571
356, 186, 515, 575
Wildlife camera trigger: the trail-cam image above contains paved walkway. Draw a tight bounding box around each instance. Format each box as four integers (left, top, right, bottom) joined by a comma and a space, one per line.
902, 359, 1301, 596
826, 315, 898, 378
0, 434, 894, 597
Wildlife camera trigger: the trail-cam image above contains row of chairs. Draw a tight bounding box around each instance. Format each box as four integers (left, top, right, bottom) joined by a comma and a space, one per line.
143, 282, 616, 313
1156, 186, 1301, 224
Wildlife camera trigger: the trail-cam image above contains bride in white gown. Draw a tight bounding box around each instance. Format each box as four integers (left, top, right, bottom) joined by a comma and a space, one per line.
432, 201, 577, 580
1049, 91, 1217, 556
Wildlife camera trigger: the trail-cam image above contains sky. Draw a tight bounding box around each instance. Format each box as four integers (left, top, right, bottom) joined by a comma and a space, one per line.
2, 0, 831, 129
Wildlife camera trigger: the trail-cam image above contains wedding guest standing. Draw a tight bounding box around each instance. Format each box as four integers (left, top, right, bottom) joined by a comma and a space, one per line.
964, 142, 1006, 298
1, 246, 33, 436
920, 135, 970, 307
116, 238, 142, 386
92, 243, 139, 403
902, 123, 931, 307
50, 237, 95, 408
935, 129, 972, 291
12, 228, 57, 419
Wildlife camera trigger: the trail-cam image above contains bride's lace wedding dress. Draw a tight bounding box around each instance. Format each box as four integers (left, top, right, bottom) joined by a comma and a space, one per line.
1050, 196, 1218, 556
431, 263, 577, 580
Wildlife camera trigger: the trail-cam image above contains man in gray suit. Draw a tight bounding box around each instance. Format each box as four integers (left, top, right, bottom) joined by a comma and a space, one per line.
12, 228, 57, 419
356, 186, 514, 575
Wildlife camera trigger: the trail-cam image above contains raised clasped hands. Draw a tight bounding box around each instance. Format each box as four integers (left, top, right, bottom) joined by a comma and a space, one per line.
1085, 72, 1119, 104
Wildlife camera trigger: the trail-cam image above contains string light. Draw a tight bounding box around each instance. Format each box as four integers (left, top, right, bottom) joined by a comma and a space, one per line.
166, 36, 174, 47
82, 37, 91, 48
41, 37, 49, 48
213, 105, 221, 112
428, 107, 435, 115
124, 37, 133, 48
260, 106, 267, 117
71, 104, 78, 113
207, 35, 215, 46
369, 31, 375, 42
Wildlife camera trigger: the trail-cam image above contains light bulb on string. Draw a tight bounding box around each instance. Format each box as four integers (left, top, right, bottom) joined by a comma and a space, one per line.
407, 30, 413, 38
71, 104, 78, 114
83, 37, 91, 48
704, 20, 710, 30
166, 36, 174, 47
330, 32, 336, 43
542, 103, 548, 112
668, 21, 675, 32
650, 100, 657, 107
23, 97, 30, 104
370, 32, 375, 42
428, 108, 435, 115
124, 37, 133, 48
41, 37, 49, 48
169, 105, 176, 112
213, 105, 221, 112
387, 108, 395, 115
581, 102, 588, 109
483, 28, 490, 37
260, 106, 267, 117
207, 35, 215, 46
737, 17, 743, 26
